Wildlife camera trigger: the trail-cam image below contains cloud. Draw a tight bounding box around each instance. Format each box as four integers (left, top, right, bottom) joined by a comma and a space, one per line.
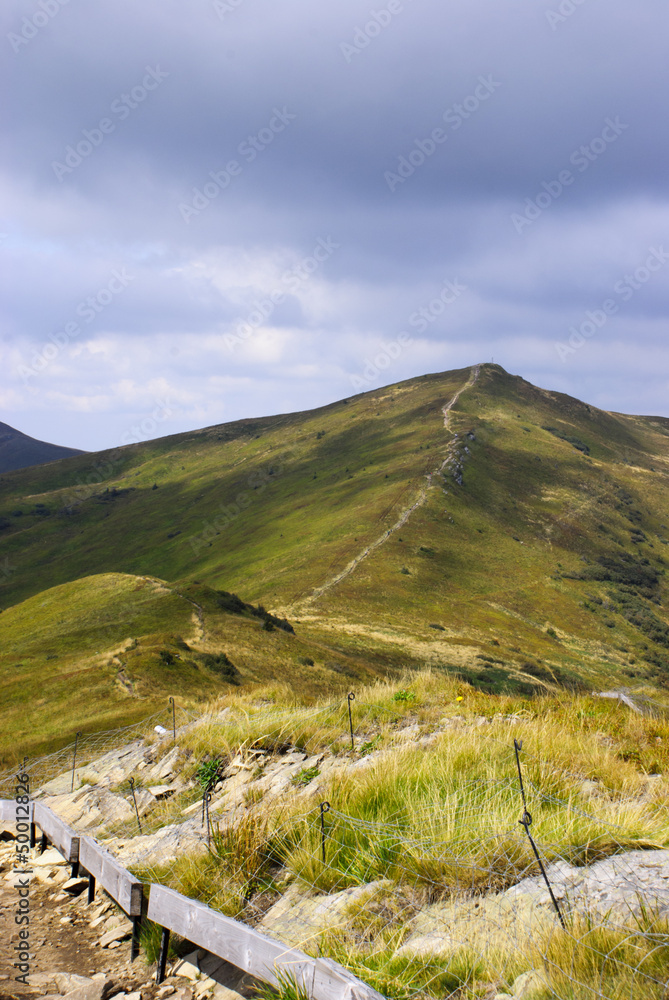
1, 0, 668, 449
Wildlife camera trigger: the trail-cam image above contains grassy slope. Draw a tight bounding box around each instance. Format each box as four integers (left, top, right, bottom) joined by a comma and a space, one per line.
306, 366, 669, 692
0, 573, 390, 764
1, 363, 669, 758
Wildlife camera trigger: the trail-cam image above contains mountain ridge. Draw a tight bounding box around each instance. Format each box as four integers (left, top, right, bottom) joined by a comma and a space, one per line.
1, 362, 668, 758
0, 419, 86, 474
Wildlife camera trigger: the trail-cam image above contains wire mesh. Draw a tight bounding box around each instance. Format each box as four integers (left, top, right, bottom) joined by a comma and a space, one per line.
10, 691, 669, 999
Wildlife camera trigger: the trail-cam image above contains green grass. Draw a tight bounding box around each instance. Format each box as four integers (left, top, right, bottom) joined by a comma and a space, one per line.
127, 673, 669, 999
1, 362, 668, 760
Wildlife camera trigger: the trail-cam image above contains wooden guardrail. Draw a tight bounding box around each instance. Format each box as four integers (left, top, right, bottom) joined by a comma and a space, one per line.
148, 884, 384, 999
32, 802, 80, 871
1, 800, 384, 998
79, 837, 143, 915
79, 836, 143, 960
0, 799, 33, 829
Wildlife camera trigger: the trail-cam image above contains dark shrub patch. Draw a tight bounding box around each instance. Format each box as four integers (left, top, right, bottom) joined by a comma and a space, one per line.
200, 652, 239, 683
543, 426, 590, 455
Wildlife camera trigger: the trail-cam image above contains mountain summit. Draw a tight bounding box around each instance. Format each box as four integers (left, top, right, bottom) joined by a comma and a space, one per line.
1, 363, 668, 755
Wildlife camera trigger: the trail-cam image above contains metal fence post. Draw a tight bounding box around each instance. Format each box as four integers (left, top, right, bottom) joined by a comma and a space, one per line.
347, 693, 356, 751
129, 777, 142, 834
130, 915, 142, 962
71, 731, 82, 792
168, 697, 176, 743
319, 801, 331, 864
513, 739, 565, 930
156, 927, 171, 983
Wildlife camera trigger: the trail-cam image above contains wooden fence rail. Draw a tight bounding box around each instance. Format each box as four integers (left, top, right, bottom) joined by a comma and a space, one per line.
32, 802, 80, 870
0, 801, 385, 999
0, 799, 33, 829
79, 837, 143, 959
147, 884, 384, 1000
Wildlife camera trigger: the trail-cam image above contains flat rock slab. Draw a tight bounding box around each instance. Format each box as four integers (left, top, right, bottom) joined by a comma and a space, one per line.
149, 746, 181, 781
504, 848, 669, 918
54, 973, 97, 993
43, 786, 133, 830
33, 846, 69, 867
149, 784, 178, 799
62, 876, 91, 894
257, 880, 388, 949
113, 820, 206, 867
63, 982, 109, 1000
99, 924, 132, 947
171, 954, 200, 981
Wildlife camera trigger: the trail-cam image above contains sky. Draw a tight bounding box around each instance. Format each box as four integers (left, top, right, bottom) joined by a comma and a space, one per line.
1, 0, 668, 452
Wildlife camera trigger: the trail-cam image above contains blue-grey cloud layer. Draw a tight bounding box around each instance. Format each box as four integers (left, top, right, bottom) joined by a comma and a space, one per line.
1, 0, 668, 449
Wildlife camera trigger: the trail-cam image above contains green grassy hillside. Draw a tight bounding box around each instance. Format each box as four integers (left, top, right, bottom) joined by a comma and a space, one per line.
0, 573, 391, 763
1, 363, 668, 759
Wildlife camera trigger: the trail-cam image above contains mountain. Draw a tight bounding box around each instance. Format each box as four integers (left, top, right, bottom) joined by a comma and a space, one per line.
0, 420, 85, 473
1, 363, 669, 760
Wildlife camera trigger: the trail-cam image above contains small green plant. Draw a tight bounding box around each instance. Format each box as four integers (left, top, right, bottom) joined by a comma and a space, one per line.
546, 627, 558, 639
393, 689, 416, 703
253, 969, 313, 1000
297, 656, 314, 666
195, 757, 224, 790
291, 765, 320, 787
357, 735, 382, 755
399, 567, 410, 575
140, 918, 182, 963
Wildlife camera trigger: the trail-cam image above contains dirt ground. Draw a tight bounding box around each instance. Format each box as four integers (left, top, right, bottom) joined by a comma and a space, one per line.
0, 862, 153, 1000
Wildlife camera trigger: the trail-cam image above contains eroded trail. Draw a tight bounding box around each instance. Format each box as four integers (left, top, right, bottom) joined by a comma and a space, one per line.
292, 365, 480, 610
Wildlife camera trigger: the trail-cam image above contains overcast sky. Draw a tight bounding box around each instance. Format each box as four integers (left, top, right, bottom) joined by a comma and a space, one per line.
1, 0, 668, 451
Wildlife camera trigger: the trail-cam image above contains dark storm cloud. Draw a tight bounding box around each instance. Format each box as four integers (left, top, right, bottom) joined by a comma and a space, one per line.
1, 0, 668, 449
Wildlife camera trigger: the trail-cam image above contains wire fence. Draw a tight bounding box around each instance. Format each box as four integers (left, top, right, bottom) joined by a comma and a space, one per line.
0, 702, 189, 799
11, 691, 669, 998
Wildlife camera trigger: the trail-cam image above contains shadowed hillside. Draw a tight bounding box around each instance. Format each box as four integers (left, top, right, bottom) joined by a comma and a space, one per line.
0, 420, 85, 473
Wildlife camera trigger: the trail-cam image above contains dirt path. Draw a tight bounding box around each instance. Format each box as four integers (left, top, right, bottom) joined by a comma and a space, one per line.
0, 854, 150, 998
291, 365, 480, 610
